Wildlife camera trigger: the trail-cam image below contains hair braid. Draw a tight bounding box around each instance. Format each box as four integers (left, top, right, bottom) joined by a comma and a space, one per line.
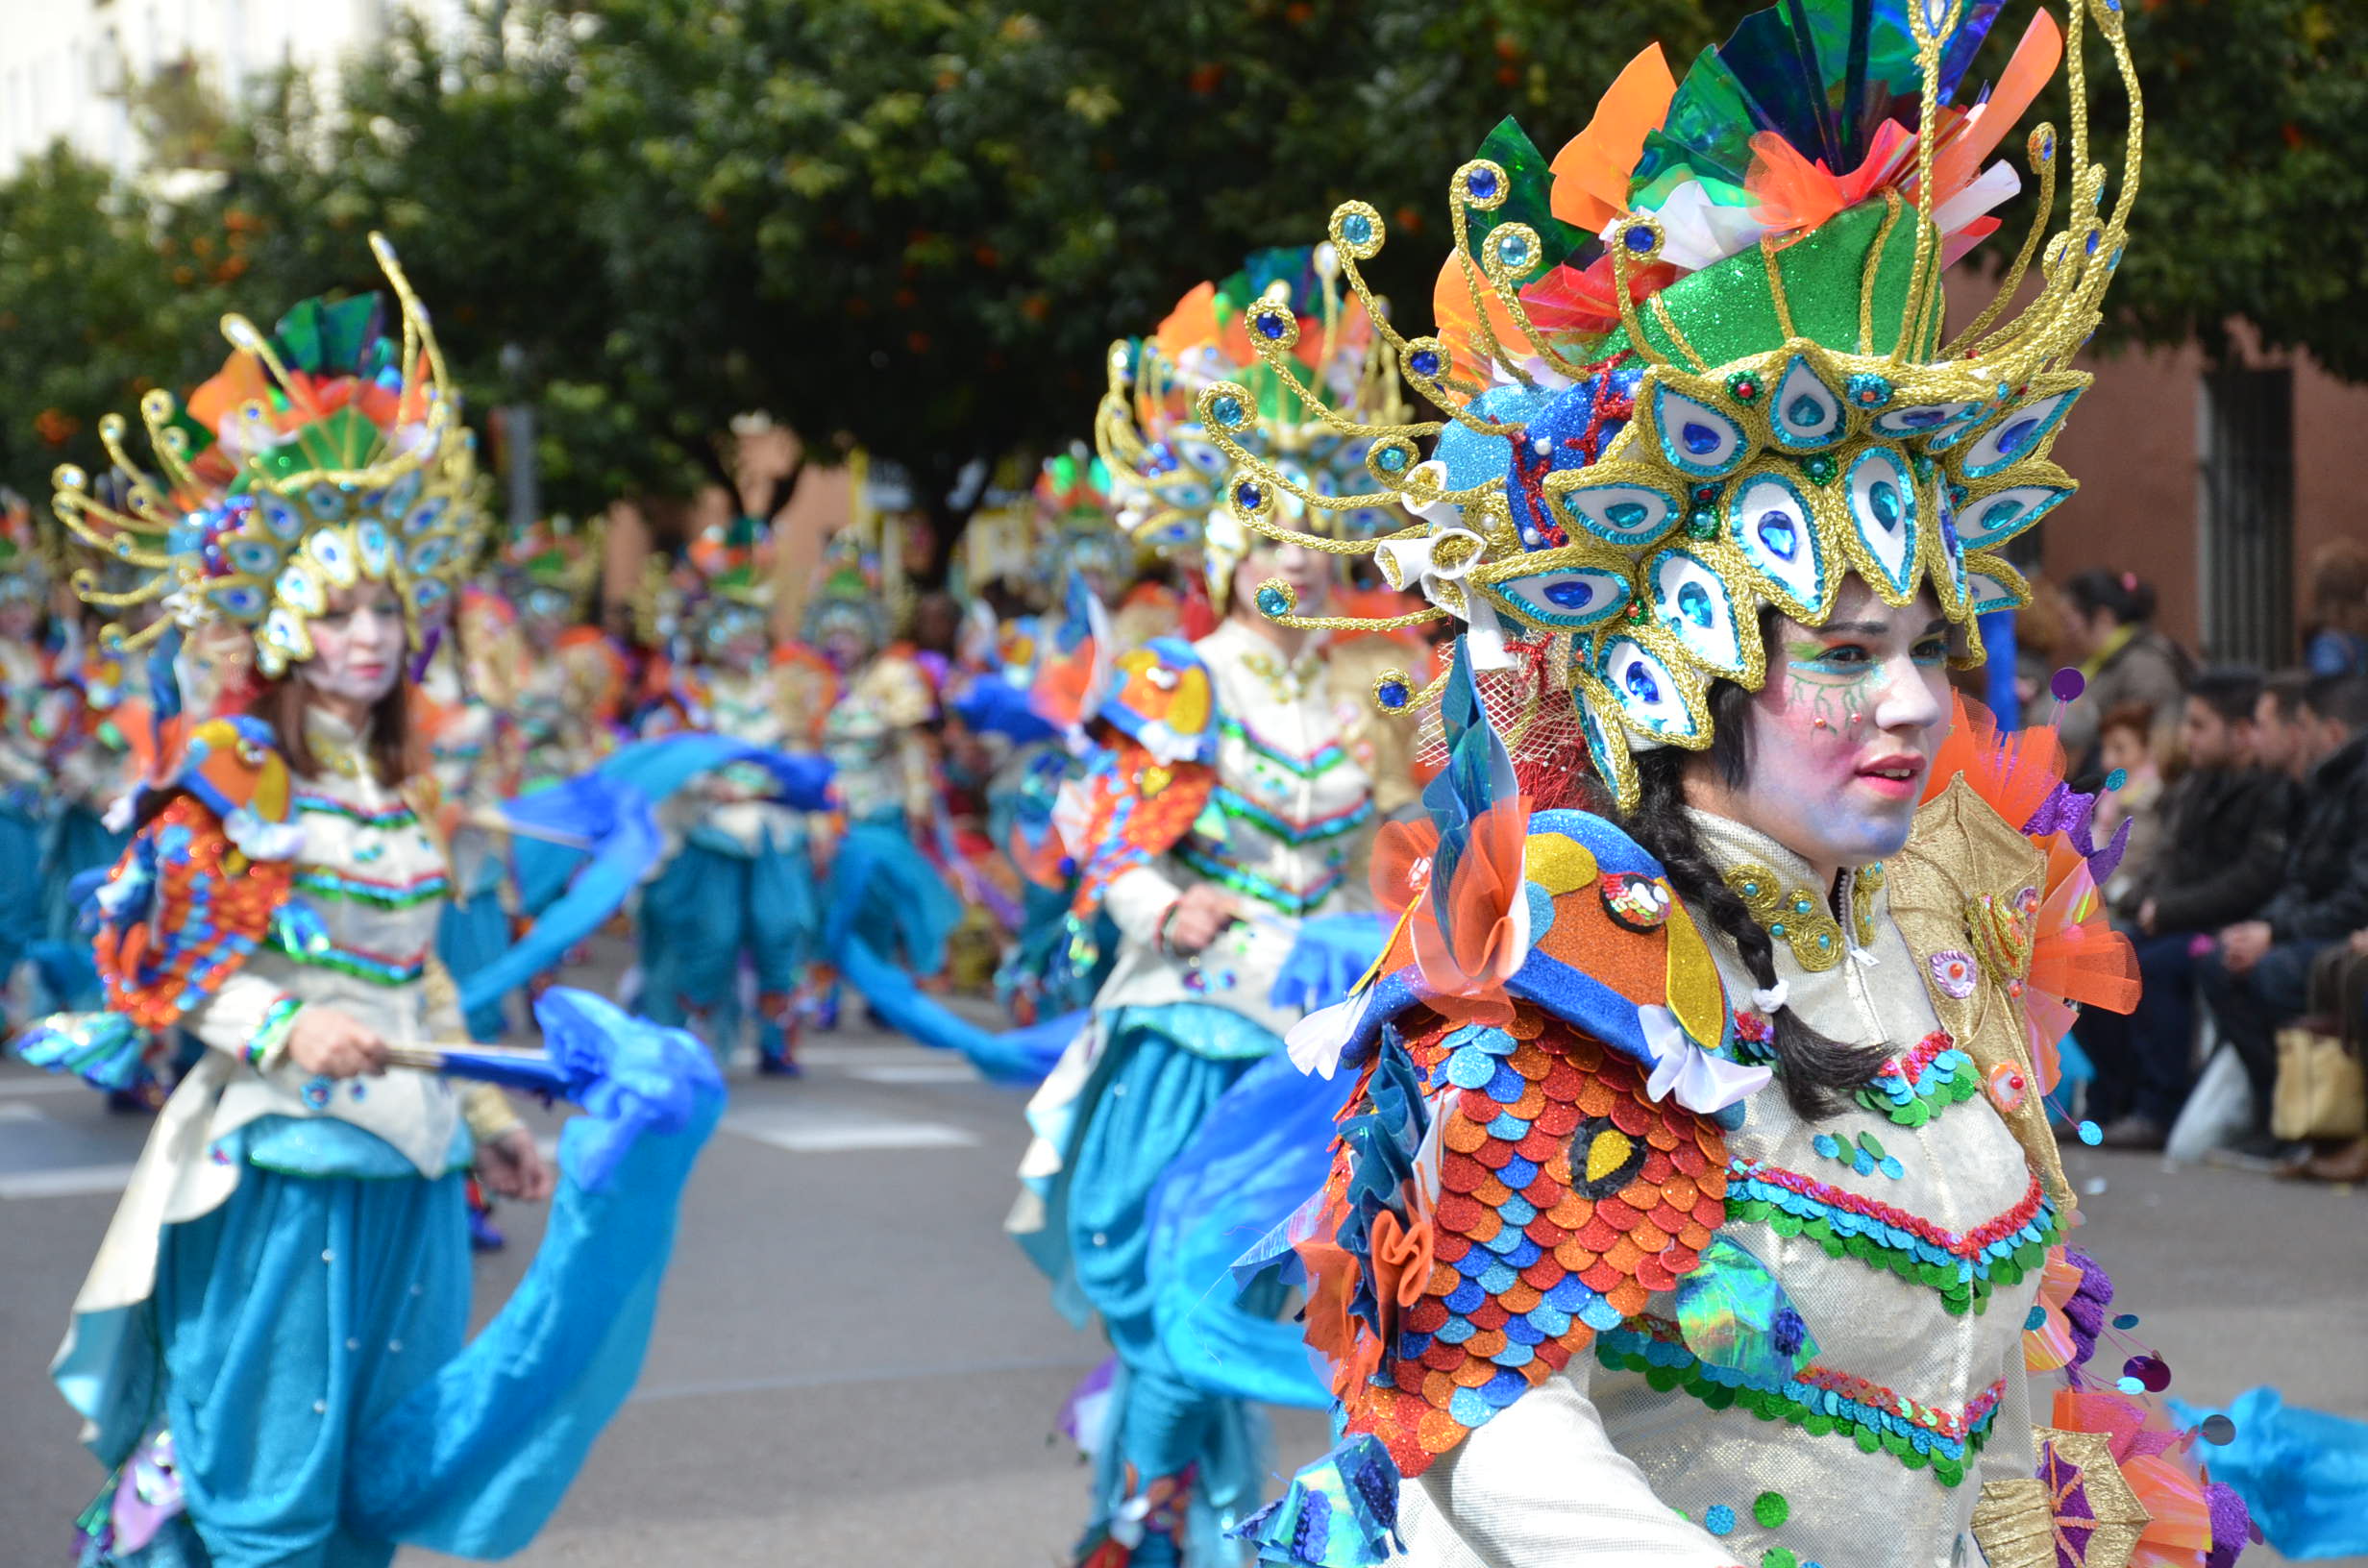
1621, 688, 1891, 1120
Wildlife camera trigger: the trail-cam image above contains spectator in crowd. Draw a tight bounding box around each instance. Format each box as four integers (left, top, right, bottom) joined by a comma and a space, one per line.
2087, 669, 2292, 1149
2303, 539, 2368, 678
2094, 701, 2164, 911
2253, 670, 2314, 783
2045, 569, 2191, 778
2200, 673, 2368, 1159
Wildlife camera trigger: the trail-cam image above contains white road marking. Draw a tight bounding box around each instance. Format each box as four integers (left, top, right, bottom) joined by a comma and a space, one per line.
0, 1164, 136, 1199
0, 1101, 47, 1121
0, 1076, 93, 1097
795, 1044, 951, 1068
840, 1063, 980, 1086
722, 1104, 976, 1153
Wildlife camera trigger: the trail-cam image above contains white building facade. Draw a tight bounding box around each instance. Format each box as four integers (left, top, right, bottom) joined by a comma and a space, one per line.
0, 0, 467, 174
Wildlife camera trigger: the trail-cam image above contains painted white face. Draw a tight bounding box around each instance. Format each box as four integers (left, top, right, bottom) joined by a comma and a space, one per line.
299, 578, 407, 708
1725, 579, 1952, 874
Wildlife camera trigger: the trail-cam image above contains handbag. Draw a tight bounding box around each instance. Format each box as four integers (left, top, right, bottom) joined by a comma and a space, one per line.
2270, 946, 2368, 1142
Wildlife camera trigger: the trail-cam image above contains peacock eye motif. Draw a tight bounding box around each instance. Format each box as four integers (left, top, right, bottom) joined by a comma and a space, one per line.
1566, 1115, 1650, 1199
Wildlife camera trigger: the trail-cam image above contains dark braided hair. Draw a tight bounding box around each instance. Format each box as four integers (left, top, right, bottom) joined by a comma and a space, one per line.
1616, 617, 1894, 1120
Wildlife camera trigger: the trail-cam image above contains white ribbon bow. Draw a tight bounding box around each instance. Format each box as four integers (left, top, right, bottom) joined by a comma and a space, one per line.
1640, 1004, 1771, 1114
1380, 464, 1513, 670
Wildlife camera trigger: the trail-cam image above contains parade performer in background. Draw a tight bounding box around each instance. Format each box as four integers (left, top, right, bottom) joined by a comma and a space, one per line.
634, 512, 826, 1074
0, 501, 65, 1014
1182, 2, 2257, 1563
504, 516, 628, 788
1008, 250, 1422, 1566
418, 584, 527, 1047
807, 542, 965, 1018
21, 238, 721, 1568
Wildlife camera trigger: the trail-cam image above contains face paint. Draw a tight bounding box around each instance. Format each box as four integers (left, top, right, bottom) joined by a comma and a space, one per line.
300, 579, 407, 712
1724, 579, 1951, 882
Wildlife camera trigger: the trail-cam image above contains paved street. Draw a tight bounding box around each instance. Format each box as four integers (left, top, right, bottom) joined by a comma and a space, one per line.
3, 995, 2363, 1567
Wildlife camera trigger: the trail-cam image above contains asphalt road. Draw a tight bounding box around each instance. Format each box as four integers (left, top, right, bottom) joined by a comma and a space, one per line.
3, 997, 2363, 1567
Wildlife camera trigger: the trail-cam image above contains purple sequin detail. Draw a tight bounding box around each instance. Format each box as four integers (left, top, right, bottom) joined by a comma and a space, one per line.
2058, 1246, 2113, 1379
2204, 1482, 2254, 1568
2024, 783, 2130, 886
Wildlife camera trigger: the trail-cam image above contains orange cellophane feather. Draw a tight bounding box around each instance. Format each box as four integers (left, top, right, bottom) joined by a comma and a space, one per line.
1410, 796, 1530, 1020
1925, 12, 2063, 208
1432, 256, 1534, 397
2027, 833, 2140, 1017
2123, 1454, 2216, 1566
1547, 44, 1679, 233
1748, 121, 1917, 237
185, 351, 274, 435
1923, 693, 2067, 824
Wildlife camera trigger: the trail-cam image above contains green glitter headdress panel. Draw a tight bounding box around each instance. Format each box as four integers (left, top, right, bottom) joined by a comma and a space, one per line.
1194, 0, 2140, 807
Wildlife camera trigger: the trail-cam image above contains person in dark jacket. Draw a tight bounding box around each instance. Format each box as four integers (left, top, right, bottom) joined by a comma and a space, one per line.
2199, 674, 2368, 1155
2087, 668, 2295, 1147
2042, 569, 2193, 782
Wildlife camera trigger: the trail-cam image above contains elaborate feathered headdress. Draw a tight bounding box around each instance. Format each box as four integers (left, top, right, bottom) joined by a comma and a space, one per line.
1096, 246, 1413, 611
52, 234, 483, 677
501, 515, 606, 622
1198, 0, 2138, 805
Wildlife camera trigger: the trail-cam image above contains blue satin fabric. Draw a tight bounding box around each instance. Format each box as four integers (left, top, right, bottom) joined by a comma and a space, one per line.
1055, 1005, 1287, 1561
639, 832, 816, 1062
823, 815, 962, 977
2172, 1387, 2368, 1558
1149, 1050, 1355, 1410
147, 1166, 472, 1568
435, 863, 514, 1042
45, 804, 129, 944
832, 931, 1078, 1084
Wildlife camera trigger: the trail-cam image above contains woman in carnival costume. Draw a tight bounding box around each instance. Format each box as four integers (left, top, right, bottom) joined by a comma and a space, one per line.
0, 499, 66, 1009
1190, 3, 2257, 1565
634, 511, 828, 1073
804, 535, 966, 1019
24, 238, 717, 1567
1008, 249, 1428, 1567
503, 516, 629, 789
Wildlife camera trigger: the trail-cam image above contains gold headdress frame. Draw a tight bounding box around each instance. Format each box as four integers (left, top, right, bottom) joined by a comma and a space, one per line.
1179, 0, 2140, 807
1092, 249, 1420, 576
51, 233, 483, 677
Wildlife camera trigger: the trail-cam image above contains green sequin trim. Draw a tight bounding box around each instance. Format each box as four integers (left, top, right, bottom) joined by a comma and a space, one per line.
292, 870, 451, 911
1218, 717, 1348, 779
1174, 843, 1342, 917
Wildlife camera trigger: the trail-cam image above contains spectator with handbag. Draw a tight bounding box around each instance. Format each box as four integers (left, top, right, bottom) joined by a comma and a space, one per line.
2200, 674, 2368, 1158
2089, 669, 2294, 1148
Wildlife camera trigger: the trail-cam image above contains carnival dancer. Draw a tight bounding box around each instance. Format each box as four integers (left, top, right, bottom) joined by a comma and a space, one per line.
1008, 251, 1423, 1566
505, 517, 627, 788
21, 238, 718, 1568
1188, 5, 2256, 1564
634, 512, 826, 1072
805, 547, 966, 1018
0, 501, 62, 1013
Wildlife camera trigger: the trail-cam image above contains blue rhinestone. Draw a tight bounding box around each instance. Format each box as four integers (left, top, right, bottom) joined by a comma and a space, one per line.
1677, 580, 1714, 628
1787, 393, 1826, 429
1680, 422, 1723, 456
1410, 348, 1443, 379
1623, 225, 1655, 254
2106, 767, 2129, 792
1466, 166, 1499, 201
1980, 497, 2021, 533
1898, 406, 1949, 429
1255, 310, 1289, 341
1342, 212, 1373, 246
1210, 393, 1243, 426
1605, 501, 1649, 531
1235, 481, 1264, 510
1255, 584, 1289, 617
1498, 233, 1532, 268
1622, 661, 1662, 704
1993, 416, 2041, 455
1375, 444, 1408, 473
1543, 578, 1594, 609
1756, 511, 1799, 561
1378, 680, 1409, 709
1868, 479, 1902, 530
